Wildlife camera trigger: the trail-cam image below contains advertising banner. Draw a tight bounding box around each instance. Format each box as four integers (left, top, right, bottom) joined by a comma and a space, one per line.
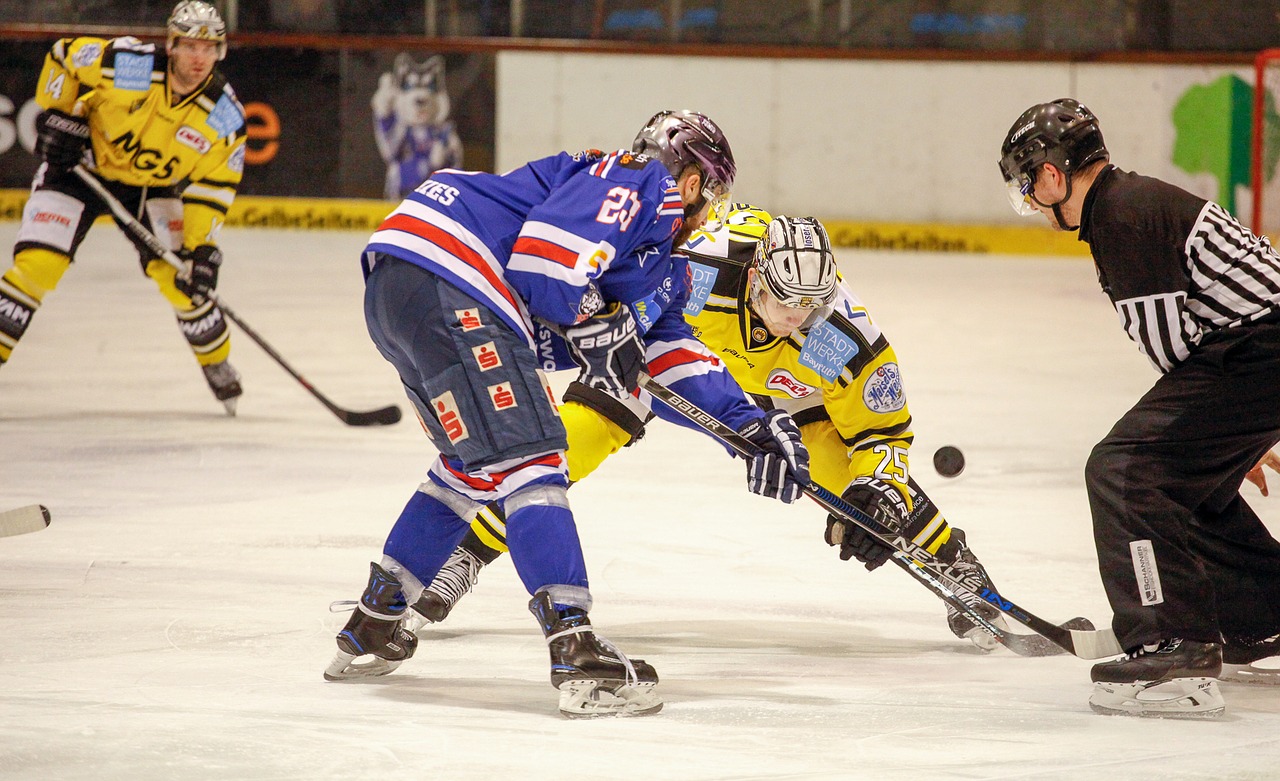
0, 37, 495, 199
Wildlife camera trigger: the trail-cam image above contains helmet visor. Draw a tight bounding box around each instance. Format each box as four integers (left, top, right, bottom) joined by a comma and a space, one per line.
750, 274, 828, 336
1004, 174, 1041, 217
700, 178, 731, 232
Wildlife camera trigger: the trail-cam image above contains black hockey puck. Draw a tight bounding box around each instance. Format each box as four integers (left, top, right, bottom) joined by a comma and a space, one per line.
933, 446, 965, 478
39, 505, 51, 526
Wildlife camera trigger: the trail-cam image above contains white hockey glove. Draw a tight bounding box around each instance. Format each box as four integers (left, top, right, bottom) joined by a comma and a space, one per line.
738, 409, 809, 503
825, 478, 909, 571
563, 303, 646, 396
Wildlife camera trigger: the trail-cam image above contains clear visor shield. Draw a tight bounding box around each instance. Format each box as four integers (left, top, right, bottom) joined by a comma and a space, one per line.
1004, 174, 1040, 217
700, 179, 732, 232
750, 275, 828, 337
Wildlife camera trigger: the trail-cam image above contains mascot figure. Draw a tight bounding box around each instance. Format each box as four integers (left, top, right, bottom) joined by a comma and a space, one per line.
372, 53, 464, 199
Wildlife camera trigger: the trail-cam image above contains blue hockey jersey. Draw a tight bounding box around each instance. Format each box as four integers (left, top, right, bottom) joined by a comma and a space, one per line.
363, 148, 763, 433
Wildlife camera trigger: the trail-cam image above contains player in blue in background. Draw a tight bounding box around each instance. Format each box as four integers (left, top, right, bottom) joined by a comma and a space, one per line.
325, 110, 810, 718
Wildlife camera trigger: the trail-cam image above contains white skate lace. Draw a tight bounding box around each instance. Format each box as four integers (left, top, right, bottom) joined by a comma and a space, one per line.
545, 625, 640, 687
426, 548, 482, 607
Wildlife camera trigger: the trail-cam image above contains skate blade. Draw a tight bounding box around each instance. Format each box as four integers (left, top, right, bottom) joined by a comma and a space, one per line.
1220, 660, 1280, 685
557, 679, 662, 719
323, 650, 403, 681
1088, 677, 1225, 719
221, 397, 238, 416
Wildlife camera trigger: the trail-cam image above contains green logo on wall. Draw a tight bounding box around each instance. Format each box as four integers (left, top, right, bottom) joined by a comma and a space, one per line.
1173, 74, 1280, 215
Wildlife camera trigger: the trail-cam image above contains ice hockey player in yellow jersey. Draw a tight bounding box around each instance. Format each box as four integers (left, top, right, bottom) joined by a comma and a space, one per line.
0, 0, 247, 413
332, 204, 1010, 659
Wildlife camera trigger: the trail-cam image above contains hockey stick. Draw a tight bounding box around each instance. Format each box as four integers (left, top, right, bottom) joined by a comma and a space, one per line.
0, 504, 51, 538
640, 374, 1123, 660
72, 166, 402, 427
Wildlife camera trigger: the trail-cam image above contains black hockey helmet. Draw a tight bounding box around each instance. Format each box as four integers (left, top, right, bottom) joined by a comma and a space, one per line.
998, 98, 1108, 215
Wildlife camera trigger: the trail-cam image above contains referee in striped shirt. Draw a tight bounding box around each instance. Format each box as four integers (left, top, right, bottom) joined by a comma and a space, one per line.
1000, 98, 1280, 717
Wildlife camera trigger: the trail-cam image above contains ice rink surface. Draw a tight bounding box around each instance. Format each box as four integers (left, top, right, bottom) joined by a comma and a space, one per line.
2, 223, 1279, 780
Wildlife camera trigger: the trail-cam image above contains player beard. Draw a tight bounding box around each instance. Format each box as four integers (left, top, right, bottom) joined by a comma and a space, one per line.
672, 216, 698, 248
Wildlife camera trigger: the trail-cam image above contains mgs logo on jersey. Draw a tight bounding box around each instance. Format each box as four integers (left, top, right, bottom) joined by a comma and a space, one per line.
431, 390, 469, 443
683, 261, 717, 317
863, 362, 906, 413
799, 320, 859, 381
766, 369, 816, 399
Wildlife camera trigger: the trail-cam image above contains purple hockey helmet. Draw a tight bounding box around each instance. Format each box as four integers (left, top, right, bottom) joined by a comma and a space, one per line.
632, 109, 736, 223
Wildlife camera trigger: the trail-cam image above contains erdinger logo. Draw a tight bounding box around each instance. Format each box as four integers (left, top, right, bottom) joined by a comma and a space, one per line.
766, 369, 815, 399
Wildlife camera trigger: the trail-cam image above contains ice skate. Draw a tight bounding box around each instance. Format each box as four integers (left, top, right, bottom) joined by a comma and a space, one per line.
202, 360, 242, 416
324, 562, 418, 681
408, 545, 484, 627
529, 591, 661, 718
941, 531, 1008, 651
1089, 638, 1225, 719
1221, 632, 1280, 685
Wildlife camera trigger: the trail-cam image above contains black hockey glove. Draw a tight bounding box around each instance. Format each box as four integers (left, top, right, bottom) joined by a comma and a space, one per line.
738, 409, 809, 503
825, 479, 910, 571
174, 245, 223, 302
563, 302, 646, 395
35, 109, 90, 173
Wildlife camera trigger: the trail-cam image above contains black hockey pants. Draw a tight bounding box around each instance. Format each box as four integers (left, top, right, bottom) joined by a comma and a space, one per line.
1085, 318, 1280, 652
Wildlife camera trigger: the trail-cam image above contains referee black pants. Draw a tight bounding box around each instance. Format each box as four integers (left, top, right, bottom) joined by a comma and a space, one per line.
1085, 320, 1280, 652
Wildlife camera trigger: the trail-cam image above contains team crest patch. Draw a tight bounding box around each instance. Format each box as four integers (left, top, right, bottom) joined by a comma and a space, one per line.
227, 144, 245, 174
766, 369, 816, 399
488, 382, 517, 411
862, 362, 905, 413
456, 308, 483, 331
684, 261, 717, 316
176, 126, 211, 154
113, 52, 154, 92
431, 390, 469, 443
472, 342, 501, 371
72, 43, 103, 69
798, 319, 858, 381
206, 94, 245, 139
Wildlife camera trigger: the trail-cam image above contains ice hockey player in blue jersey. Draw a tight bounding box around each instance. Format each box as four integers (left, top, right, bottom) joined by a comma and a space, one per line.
324, 110, 810, 718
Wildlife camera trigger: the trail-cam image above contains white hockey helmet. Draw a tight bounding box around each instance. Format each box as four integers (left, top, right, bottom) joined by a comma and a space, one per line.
751, 215, 838, 309
167, 0, 227, 60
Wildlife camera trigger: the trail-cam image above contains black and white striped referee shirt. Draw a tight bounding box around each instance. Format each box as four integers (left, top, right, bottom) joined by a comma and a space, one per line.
1078, 165, 1280, 373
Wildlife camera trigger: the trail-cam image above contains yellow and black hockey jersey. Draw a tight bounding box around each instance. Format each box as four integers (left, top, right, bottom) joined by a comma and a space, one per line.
35, 36, 246, 250
679, 205, 915, 498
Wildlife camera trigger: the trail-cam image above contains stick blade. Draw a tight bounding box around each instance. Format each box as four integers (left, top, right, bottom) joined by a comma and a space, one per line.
338, 405, 403, 427
0, 504, 51, 538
